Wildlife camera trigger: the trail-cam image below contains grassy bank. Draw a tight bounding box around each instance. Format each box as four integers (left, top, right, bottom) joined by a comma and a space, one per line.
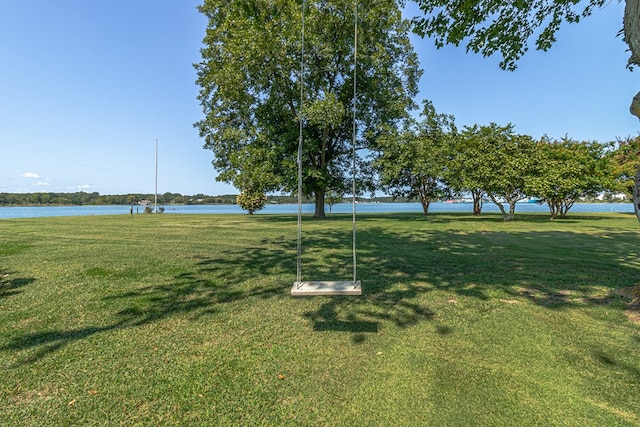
1, 212, 639, 425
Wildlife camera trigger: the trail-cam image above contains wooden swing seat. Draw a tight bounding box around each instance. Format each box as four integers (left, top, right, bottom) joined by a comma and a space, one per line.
291, 280, 362, 296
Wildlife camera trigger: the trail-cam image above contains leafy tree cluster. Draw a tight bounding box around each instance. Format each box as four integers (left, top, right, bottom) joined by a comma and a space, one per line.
195, 0, 640, 220
409, 0, 640, 222
529, 136, 612, 219
376, 100, 456, 215
605, 135, 640, 203
0, 192, 126, 206
376, 102, 631, 220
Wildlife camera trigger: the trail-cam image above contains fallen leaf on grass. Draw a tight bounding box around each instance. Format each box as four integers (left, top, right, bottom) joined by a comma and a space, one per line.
277, 374, 285, 380
68, 399, 76, 406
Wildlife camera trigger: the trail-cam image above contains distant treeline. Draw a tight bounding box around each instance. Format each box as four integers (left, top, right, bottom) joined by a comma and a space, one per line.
0, 192, 238, 206
0, 191, 403, 206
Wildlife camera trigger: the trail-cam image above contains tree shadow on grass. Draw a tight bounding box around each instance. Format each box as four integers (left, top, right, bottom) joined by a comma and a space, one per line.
310, 305, 380, 344
3, 214, 638, 364
1, 238, 293, 366
104, 248, 288, 327
350, 211, 634, 223
298, 214, 639, 334
2, 324, 124, 366
0, 269, 35, 300
303, 294, 434, 340
592, 348, 640, 381
358, 224, 639, 304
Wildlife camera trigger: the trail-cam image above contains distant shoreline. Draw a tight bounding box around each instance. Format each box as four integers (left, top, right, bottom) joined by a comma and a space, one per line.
0, 201, 634, 220
0, 191, 632, 208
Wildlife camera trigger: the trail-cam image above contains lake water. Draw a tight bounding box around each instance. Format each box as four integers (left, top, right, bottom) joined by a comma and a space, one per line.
0, 202, 634, 219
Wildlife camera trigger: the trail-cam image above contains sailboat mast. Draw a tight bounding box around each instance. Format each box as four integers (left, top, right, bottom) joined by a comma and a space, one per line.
154, 138, 158, 213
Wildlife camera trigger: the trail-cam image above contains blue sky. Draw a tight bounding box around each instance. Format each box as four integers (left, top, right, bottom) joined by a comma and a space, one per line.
0, 1, 637, 196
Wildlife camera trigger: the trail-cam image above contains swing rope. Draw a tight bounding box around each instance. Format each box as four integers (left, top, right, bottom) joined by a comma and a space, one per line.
351, 2, 358, 286
296, 0, 305, 289
295, 0, 359, 293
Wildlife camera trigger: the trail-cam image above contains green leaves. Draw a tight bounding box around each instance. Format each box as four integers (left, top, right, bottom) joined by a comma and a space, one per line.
452, 123, 537, 220
303, 93, 346, 131
527, 137, 608, 218
606, 135, 640, 198
375, 100, 456, 214
236, 188, 268, 214
411, 0, 607, 70
409, 0, 639, 221
196, 0, 420, 217
454, 128, 610, 219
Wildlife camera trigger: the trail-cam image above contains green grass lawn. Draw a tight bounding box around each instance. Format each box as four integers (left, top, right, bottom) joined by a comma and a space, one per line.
1, 212, 639, 426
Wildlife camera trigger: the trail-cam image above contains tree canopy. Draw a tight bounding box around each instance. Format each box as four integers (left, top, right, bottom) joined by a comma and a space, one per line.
375, 100, 456, 215
462, 124, 538, 221
411, 0, 608, 71
527, 137, 609, 218
377, 99, 621, 221
236, 188, 268, 214
410, 0, 640, 222
195, 0, 421, 218
605, 134, 640, 219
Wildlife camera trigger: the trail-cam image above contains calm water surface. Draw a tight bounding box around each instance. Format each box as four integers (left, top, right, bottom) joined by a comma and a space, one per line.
0, 202, 634, 219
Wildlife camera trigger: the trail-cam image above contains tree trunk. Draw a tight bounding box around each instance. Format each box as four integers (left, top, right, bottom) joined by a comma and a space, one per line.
624, 0, 640, 223
488, 193, 509, 221
624, 0, 640, 76
472, 189, 483, 216
547, 200, 559, 220
418, 177, 434, 215
420, 195, 431, 215
314, 189, 326, 219
560, 199, 574, 218
507, 201, 516, 221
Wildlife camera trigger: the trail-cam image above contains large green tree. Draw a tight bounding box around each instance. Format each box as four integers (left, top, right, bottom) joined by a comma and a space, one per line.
195, 0, 420, 218
460, 124, 538, 221
375, 100, 456, 215
449, 126, 490, 215
410, 0, 640, 222
607, 135, 640, 208
527, 137, 609, 219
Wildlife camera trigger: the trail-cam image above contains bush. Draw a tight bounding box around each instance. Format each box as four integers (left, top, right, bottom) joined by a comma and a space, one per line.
236, 189, 267, 214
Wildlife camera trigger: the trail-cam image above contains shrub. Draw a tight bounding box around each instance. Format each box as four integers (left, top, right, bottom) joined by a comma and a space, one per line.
236, 189, 267, 214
